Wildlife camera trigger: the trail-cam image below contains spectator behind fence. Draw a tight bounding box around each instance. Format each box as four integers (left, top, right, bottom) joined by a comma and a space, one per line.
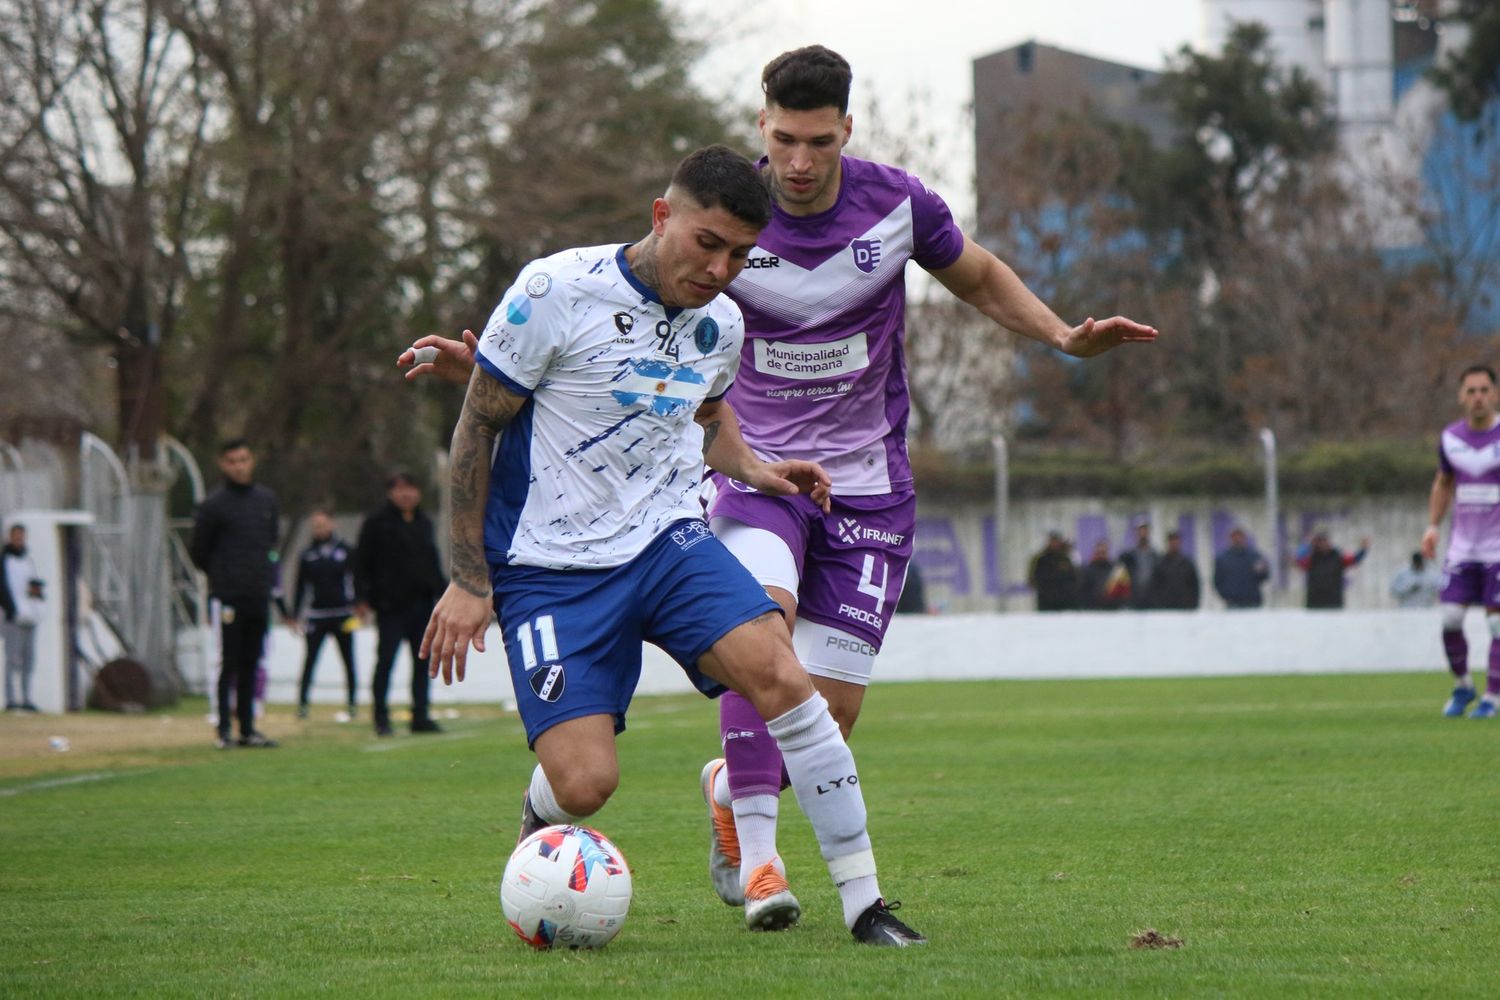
1390, 552, 1444, 608
1079, 539, 1128, 611
1296, 529, 1369, 609
1147, 530, 1200, 610
1029, 531, 1078, 611
3, 524, 43, 712
1214, 527, 1270, 609
1119, 519, 1158, 610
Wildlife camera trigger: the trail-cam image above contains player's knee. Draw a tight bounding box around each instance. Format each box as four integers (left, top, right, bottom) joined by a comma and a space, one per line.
550, 768, 618, 818
1442, 603, 1467, 631
1487, 613, 1500, 640
747, 650, 817, 716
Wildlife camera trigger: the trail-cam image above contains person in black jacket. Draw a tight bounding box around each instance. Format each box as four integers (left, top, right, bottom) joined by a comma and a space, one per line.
1147, 530, 1201, 610
1028, 531, 1079, 611
355, 471, 445, 736
293, 510, 358, 719
1296, 529, 1369, 609
190, 440, 281, 749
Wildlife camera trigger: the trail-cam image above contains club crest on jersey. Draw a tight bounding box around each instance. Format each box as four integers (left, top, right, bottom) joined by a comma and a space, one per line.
525, 272, 553, 298
850, 237, 882, 274
693, 317, 719, 354
529, 662, 566, 702
613, 311, 635, 342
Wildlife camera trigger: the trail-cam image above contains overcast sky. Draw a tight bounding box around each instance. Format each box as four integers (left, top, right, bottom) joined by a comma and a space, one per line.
673, 0, 1204, 215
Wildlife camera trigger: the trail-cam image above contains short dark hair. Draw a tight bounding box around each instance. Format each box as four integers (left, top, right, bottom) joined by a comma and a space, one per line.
762, 45, 852, 115
219, 438, 250, 455
671, 145, 771, 229
1460, 364, 1497, 385
385, 470, 420, 490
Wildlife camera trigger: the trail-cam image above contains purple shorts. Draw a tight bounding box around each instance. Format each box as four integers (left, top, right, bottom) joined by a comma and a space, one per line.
705, 475, 915, 648
1440, 561, 1500, 608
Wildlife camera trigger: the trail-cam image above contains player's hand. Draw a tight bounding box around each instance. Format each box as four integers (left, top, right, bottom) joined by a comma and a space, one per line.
399, 330, 479, 386
745, 460, 833, 513
420, 582, 491, 685
1421, 526, 1439, 561
1061, 316, 1159, 358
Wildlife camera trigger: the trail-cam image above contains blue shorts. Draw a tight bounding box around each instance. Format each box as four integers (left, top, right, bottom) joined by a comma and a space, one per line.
490, 518, 780, 746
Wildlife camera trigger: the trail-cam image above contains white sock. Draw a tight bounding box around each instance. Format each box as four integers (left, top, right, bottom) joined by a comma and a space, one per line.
713, 762, 732, 809
838, 875, 881, 928
732, 794, 781, 887
765, 693, 880, 929
1459, 675, 1476, 690
527, 764, 582, 824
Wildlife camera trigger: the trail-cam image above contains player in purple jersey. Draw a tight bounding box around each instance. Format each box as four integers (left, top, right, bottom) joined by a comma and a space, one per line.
1422, 364, 1500, 718
691, 45, 1157, 931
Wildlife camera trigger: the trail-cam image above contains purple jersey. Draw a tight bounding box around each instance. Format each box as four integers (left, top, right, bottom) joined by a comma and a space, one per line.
1439, 418, 1500, 564
723, 156, 965, 496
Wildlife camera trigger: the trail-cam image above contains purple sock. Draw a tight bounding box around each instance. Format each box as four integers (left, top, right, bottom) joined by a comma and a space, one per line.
1444, 630, 1469, 679
720, 690, 786, 799
1488, 639, 1500, 697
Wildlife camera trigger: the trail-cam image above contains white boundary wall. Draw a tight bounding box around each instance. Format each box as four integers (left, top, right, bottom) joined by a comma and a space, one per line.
257, 607, 1465, 708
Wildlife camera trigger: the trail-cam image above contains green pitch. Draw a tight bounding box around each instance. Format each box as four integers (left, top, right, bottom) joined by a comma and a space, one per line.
3, 673, 1497, 998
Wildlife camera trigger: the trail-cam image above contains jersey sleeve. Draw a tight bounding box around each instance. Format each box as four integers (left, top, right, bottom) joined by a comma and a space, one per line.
1438, 433, 1454, 475
704, 309, 745, 402
474, 262, 573, 396
906, 173, 965, 271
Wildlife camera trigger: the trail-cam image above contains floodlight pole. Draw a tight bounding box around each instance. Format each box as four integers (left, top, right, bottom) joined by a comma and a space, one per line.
1259, 428, 1279, 605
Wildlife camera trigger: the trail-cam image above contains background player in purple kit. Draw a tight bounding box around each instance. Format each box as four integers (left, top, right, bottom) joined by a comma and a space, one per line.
694, 45, 1158, 929
1422, 364, 1500, 718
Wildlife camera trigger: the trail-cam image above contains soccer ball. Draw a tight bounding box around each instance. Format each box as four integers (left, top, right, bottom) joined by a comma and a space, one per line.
500, 825, 633, 949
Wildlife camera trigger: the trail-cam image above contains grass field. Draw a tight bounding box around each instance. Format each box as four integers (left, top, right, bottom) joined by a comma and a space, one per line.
3, 672, 1497, 998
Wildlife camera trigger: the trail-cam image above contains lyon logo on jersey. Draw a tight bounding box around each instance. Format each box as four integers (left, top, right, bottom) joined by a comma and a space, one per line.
850, 237, 882, 274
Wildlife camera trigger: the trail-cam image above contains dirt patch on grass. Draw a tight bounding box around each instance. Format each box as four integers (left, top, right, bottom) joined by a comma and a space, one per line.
0, 703, 508, 780
1130, 929, 1185, 950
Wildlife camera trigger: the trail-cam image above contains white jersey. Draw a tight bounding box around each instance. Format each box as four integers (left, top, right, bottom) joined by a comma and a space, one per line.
476, 244, 745, 570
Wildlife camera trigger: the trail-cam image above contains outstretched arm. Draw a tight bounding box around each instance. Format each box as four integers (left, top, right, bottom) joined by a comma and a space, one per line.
398, 330, 479, 385
420, 366, 528, 683
931, 236, 1159, 357
695, 398, 832, 513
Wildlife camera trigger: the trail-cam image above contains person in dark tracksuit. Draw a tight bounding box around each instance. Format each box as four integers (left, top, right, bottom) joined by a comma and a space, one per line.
190, 439, 281, 749
355, 471, 445, 736
293, 510, 358, 718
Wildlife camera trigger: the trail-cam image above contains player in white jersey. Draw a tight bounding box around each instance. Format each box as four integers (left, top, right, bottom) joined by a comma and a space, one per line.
1422, 364, 1500, 718
398, 50, 1158, 937
418, 146, 926, 946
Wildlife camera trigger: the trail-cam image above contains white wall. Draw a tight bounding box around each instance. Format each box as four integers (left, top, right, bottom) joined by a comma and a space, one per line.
259, 607, 1464, 709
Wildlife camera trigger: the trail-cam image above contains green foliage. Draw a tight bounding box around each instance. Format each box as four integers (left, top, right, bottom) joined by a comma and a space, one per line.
911, 439, 1434, 501
1142, 22, 1336, 247
1430, 0, 1500, 123
5, 675, 1500, 996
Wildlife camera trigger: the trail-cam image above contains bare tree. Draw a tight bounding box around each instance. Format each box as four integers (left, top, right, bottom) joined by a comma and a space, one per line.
0, 0, 208, 460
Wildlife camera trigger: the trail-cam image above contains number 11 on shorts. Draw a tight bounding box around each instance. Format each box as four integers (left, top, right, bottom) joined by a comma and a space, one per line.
518, 615, 559, 668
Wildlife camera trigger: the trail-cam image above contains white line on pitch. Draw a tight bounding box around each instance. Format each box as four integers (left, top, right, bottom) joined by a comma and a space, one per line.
361, 731, 478, 753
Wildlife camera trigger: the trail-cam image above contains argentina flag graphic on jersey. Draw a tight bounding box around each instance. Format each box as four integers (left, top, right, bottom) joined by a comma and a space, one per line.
475, 244, 746, 569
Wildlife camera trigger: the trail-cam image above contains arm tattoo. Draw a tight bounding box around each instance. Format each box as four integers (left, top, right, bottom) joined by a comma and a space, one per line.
448, 370, 525, 598
700, 418, 720, 457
